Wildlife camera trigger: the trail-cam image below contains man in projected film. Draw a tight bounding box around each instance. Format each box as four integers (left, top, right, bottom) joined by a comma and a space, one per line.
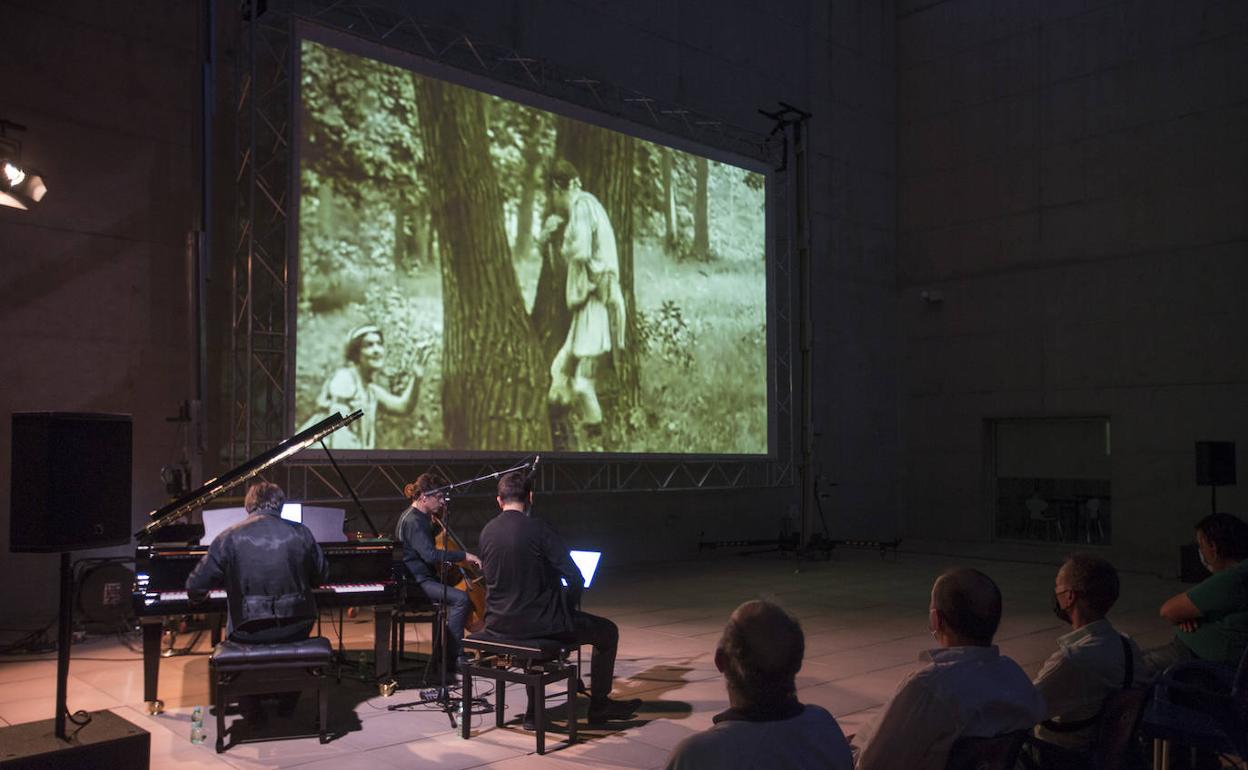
543, 159, 626, 450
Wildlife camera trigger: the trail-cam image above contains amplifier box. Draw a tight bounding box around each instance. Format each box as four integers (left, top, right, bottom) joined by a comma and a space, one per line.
0, 710, 149, 769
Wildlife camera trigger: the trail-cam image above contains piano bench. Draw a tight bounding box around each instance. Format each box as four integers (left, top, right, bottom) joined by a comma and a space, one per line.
210, 636, 332, 753
460, 636, 578, 755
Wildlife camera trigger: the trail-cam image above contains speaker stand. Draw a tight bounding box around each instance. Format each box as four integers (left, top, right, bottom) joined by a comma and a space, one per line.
55, 551, 73, 740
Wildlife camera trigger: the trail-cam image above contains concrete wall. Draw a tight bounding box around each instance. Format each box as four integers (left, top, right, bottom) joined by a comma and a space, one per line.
896, 0, 1248, 571
0, 2, 199, 623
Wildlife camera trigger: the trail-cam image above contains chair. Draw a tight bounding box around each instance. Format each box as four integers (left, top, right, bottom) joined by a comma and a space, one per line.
460, 634, 578, 755
210, 636, 332, 753
1026, 495, 1063, 541
1139, 645, 1248, 769
946, 729, 1029, 770
1082, 498, 1106, 545
1020, 686, 1151, 770
1090, 686, 1151, 770
389, 572, 443, 675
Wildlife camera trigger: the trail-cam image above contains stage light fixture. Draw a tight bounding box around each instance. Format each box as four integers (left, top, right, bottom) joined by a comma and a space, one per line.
0, 120, 49, 210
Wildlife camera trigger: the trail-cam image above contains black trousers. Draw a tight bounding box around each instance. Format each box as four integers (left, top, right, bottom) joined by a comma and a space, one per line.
230, 617, 314, 645
559, 610, 619, 705
522, 610, 620, 716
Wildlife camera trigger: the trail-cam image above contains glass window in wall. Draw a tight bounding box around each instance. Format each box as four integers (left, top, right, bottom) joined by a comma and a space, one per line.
992, 418, 1111, 545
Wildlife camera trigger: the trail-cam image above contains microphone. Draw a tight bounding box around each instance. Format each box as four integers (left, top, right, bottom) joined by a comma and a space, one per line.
526, 454, 541, 482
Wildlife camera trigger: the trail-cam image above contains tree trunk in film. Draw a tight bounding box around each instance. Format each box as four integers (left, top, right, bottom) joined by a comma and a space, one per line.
512, 110, 544, 264
551, 118, 642, 435
415, 80, 551, 450
693, 155, 710, 260
662, 146, 677, 254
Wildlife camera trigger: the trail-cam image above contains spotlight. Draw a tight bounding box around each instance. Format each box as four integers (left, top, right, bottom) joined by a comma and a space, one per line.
0, 120, 49, 210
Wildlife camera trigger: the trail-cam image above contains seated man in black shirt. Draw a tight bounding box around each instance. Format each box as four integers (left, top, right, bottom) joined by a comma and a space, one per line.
186, 480, 328, 644
396, 472, 482, 667
478, 471, 640, 725
186, 481, 328, 719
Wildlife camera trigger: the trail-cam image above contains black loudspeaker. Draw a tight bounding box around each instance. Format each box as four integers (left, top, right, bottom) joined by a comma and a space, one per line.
1195, 441, 1236, 486
9, 412, 132, 553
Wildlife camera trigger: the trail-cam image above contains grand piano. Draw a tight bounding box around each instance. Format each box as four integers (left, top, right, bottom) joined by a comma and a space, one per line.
132, 411, 398, 713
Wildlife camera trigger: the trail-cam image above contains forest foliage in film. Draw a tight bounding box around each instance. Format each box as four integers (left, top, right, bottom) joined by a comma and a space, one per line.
295, 38, 767, 454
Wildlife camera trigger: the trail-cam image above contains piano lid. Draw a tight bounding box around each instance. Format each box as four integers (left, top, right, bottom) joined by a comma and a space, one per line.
135, 410, 362, 541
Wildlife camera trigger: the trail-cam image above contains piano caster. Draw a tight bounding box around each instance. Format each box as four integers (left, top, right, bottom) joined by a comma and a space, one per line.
378, 679, 397, 698
146, 700, 165, 715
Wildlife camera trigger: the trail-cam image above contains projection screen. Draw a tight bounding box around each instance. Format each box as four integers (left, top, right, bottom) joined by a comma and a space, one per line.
293, 30, 770, 456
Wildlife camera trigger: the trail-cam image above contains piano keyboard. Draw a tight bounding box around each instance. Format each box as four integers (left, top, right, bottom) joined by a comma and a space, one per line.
155, 583, 387, 602
157, 589, 225, 601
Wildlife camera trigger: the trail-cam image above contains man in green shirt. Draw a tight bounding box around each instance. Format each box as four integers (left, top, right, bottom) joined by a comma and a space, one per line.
1147, 513, 1248, 675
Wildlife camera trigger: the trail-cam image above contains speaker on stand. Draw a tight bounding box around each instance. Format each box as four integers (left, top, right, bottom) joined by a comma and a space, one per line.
1195, 441, 1236, 514
5, 412, 147, 763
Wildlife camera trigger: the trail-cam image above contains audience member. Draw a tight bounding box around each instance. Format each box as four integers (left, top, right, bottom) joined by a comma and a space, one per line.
1147, 512, 1248, 674
664, 600, 853, 770
1028, 554, 1143, 767
853, 567, 1045, 770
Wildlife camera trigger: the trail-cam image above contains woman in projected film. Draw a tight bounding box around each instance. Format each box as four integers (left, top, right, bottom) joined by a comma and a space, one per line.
309, 324, 420, 449
543, 160, 627, 451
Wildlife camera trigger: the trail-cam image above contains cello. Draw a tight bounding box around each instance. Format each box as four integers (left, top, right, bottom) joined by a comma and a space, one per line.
432, 511, 487, 633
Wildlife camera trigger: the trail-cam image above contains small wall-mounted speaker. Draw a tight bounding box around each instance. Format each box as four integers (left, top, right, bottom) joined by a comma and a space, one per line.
9, 412, 132, 553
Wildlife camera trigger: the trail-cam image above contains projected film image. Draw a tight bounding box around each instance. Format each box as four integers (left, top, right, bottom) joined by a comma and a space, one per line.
295, 37, 767, 454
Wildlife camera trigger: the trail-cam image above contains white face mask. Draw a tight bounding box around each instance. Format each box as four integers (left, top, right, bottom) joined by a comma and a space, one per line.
1198, 546, 1212, 572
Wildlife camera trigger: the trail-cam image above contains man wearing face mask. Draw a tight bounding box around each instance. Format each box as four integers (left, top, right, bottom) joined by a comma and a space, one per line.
1027, 554, 1144, 766
1146, 512, 1248, 674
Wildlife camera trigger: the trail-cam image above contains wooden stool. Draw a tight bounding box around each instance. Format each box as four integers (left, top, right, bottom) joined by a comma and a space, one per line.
460, 636, 578, 755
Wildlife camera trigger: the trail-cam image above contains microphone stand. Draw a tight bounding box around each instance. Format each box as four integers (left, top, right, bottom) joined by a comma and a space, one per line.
433, 493, 457, 728
386, 498, 460, 726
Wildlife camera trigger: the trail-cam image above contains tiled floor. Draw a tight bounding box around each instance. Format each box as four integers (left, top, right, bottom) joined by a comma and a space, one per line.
0, 550, 1184, 769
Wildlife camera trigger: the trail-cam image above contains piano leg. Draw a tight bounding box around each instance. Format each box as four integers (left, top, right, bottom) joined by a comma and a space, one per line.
141, 619, 164, 714
374, 608, 393, 681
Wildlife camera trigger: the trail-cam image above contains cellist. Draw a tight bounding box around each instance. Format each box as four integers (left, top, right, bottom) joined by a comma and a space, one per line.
396, 472, 482, 668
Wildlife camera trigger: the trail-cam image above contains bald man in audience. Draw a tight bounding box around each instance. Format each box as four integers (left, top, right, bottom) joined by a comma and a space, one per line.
853, 568, 1046, 770
664, 600, 852, 770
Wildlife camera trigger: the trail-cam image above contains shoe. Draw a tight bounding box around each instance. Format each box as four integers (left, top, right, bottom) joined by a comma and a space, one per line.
587, 697, 641, 724
520, 712, 536, 731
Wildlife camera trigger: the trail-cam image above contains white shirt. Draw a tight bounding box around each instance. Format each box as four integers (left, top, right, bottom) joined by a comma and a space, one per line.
665, 704, 853, 770
854, 645, 1046, 770
1032, 619, 1143, 750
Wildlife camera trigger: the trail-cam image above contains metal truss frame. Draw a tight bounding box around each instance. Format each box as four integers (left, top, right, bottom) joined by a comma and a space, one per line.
229, 0, 805, 502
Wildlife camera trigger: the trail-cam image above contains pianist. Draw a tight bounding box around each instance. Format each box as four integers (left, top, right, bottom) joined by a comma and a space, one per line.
186, 480, 328, 645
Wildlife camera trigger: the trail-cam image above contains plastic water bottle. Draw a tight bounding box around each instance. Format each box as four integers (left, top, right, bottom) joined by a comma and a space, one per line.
190, 706, 205, 744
